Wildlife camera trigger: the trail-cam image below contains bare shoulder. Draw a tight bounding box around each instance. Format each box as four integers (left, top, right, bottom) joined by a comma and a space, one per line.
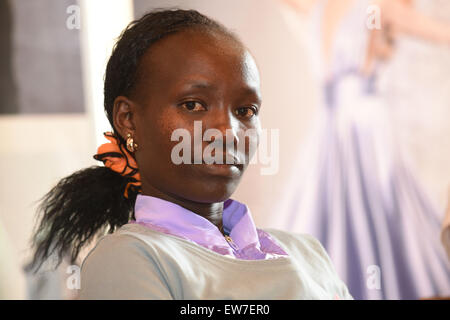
374, 0, 412, 19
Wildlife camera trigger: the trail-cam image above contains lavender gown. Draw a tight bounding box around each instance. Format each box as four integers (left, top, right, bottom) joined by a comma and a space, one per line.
278, 0, 450, 299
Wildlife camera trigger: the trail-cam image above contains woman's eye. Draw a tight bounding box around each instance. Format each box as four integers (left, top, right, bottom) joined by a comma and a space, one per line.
180, 101, 206, 112
235, 106, 257, 118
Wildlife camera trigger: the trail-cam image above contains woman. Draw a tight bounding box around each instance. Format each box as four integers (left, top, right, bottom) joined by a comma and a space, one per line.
278, 0, 450, 299
28, 9, 352, 300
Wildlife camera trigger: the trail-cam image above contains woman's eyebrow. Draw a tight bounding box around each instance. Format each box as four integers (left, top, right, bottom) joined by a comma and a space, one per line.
180, 80, 262, 104
240, 86, 262, 105
182, 81, 218, 91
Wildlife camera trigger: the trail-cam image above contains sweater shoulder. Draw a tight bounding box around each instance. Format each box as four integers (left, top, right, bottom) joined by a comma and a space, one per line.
261, 227, 329, 257
81, 225, 158, 270
260, 227, 337, 275
261, 227, 353, 299
79, 224, 173, 299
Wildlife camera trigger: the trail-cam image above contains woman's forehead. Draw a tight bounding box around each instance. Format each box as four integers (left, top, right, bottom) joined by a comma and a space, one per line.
137, 30, 260, 94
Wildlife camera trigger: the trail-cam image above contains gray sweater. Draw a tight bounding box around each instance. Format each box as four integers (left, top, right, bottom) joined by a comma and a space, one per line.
79, 223, 353, 299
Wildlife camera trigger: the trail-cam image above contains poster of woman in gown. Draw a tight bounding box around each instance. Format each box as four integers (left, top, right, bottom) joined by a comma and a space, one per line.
276, 0, 450, 299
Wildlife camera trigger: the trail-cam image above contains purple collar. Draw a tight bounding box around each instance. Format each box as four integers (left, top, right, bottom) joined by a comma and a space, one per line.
132, 194, 260, 252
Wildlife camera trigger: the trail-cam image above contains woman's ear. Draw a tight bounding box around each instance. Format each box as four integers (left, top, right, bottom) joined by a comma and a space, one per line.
112, 96, 138, 139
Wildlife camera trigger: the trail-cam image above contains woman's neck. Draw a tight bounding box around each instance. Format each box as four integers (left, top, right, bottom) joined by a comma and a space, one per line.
140, 183, 226, 235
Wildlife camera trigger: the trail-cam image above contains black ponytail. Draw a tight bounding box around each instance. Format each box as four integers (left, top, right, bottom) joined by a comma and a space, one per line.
28, 8, 241, 273
27, 166, 140, 272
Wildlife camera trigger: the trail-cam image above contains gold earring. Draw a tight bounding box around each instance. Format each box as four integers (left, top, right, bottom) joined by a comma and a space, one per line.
126, 133, 138, 152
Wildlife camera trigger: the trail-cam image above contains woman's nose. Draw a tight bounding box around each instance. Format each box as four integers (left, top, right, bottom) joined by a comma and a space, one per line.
205, 109, 241, 156
207, 108, 240, 136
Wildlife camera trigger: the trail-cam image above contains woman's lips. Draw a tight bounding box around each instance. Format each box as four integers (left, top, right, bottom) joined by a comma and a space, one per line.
187, 152, 244, 177
198, 163, 242, 177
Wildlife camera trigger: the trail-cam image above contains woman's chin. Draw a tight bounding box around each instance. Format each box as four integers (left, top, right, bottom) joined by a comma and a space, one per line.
181, 180, 241, 204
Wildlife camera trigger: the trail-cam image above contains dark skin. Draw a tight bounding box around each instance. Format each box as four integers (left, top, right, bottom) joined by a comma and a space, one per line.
113, 29, 262, 236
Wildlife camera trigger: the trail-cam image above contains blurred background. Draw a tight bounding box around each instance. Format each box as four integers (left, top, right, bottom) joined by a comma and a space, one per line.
0, 0, 449, 299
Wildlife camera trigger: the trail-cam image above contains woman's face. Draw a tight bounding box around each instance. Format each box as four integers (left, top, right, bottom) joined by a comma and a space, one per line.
114, 29, 262, 204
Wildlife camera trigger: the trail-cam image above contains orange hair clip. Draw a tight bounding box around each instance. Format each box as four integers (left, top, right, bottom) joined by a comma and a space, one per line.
93, 132, 141, 198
